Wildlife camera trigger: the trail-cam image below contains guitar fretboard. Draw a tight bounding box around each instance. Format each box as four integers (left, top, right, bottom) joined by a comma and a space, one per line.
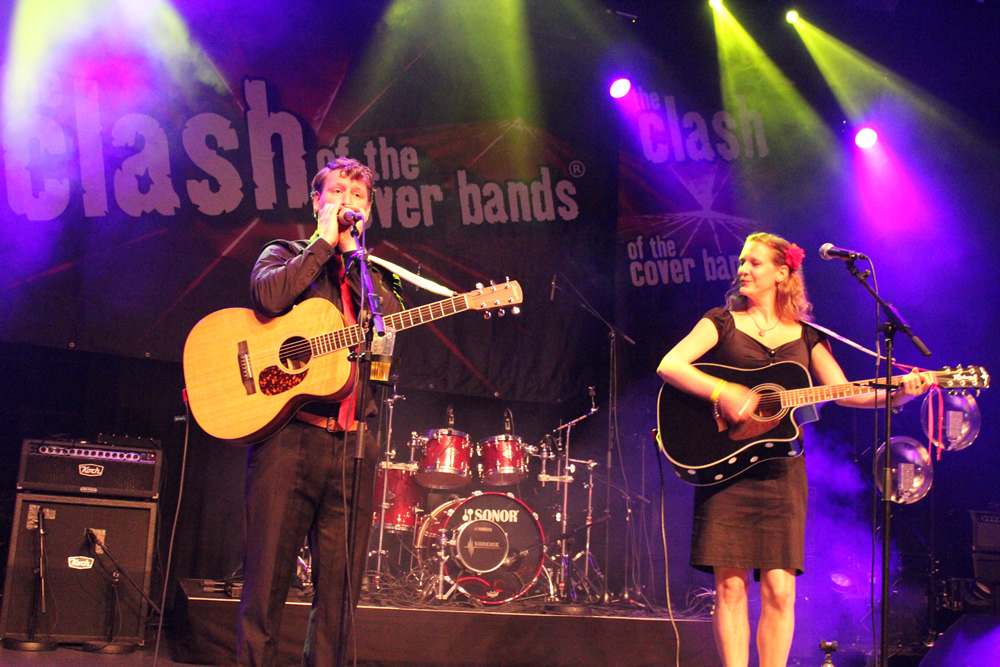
781, 376, 908, 407
309, 293, 470, 356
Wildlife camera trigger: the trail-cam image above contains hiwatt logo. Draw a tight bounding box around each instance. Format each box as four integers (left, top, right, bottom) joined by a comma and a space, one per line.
78, 464, 104, 477
68, 557, 95, 570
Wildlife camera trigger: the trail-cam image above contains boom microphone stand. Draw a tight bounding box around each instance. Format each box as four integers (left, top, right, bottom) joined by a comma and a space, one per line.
337, 229, 386, 667
837, 255, 931, 667
550, 271, 635, 602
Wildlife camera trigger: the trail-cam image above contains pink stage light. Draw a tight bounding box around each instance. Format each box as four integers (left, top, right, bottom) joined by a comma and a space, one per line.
855, 127, 878, 149
609, 78, 631, 99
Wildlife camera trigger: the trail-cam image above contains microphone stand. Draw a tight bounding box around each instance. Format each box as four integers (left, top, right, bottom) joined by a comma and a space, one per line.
840, 258, 931, 667
551, 271, 635, 603
3, 506, 56, 651
337, 229, 385, 667
82, 529, 162, 654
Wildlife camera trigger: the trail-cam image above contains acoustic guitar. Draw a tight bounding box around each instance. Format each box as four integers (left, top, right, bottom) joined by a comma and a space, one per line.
183, 281, 522, 444
656, 361, 989, 486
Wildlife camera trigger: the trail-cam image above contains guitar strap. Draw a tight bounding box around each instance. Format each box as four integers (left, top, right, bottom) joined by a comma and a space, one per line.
804, 321, 887, 362
368, 255, 456, 297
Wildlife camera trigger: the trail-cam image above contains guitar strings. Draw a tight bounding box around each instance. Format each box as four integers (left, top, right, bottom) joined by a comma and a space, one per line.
749, 380, 902, 411
223, 293, 472, 378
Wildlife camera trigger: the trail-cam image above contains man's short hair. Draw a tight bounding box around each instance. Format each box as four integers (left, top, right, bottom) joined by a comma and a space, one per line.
310, 157, 374, 201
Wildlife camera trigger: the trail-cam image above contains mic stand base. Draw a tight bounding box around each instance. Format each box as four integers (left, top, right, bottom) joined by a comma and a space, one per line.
2, 638, 57, 652
82, 641, 136, 654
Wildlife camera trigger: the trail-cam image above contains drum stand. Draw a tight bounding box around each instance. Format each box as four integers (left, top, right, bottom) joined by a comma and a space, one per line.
371, 393, 417, 590
538, 398, 604, 603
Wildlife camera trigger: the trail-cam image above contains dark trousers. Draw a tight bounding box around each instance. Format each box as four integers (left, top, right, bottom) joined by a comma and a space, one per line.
236, 421, 377, 667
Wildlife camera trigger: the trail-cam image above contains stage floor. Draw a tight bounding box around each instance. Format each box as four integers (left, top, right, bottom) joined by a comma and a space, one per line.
171, 579, 719, 666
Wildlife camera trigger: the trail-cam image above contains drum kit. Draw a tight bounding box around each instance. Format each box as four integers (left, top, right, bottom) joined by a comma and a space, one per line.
368, 400, 605, 606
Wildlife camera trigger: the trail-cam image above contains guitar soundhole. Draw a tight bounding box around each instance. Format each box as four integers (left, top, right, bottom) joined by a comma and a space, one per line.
751, 386, 784, 421
278, 336, 312, 372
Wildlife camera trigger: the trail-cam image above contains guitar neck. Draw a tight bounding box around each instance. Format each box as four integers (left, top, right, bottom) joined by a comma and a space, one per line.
782, 374, 912, 408
311, 293, 470, 356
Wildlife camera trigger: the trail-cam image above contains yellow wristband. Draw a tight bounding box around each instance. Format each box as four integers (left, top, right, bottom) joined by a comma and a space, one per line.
710, 379, 727, 403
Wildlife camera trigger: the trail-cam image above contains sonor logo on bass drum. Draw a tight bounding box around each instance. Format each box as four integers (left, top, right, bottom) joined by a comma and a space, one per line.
461, 508, 519, 523
78, 464, 104, 477
68, 557, 95, 570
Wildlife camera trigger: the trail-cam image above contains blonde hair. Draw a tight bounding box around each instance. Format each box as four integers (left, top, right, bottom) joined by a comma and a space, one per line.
725, 232, 813, 322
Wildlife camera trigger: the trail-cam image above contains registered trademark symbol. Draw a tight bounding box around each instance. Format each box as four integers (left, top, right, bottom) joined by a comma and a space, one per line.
568, 160, 585, 178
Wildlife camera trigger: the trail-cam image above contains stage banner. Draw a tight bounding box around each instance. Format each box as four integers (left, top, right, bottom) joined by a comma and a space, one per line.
0, 3, 615, 404
614, 82, 841, 372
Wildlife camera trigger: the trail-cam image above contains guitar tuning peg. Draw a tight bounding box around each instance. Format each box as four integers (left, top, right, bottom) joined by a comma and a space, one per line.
497, 309, 506, 317
475, 282, 484, 290
512, 306, 521, 316
483, 311, 492, 320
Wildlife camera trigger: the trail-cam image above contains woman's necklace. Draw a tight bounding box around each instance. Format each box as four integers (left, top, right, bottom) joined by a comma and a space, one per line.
746, 310, 779, 337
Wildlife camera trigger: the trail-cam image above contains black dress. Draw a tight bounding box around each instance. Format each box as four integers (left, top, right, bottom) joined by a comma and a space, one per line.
689, 307, 826, 577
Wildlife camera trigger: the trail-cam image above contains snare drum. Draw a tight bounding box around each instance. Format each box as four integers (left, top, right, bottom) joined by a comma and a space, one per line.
373, 464, 421, 533
414, 429, 471, 489
416, 492, 544, 604
478, 434, 528, 486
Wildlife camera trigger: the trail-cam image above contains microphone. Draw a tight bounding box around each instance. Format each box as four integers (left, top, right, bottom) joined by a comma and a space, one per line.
340, 210, 365, 225
589, 386, 596, 412
504, 409, 513, 434
819, 243, 868, 261
549, 274, 557, 301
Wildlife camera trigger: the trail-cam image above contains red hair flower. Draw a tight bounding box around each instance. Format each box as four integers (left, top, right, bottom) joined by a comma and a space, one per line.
785, 243, 805, 271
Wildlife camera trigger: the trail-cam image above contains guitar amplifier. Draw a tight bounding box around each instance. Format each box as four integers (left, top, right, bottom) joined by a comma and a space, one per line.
16, 438, 162, 500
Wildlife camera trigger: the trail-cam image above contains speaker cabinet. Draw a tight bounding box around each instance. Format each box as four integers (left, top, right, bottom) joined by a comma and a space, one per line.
0, 493, 157, 645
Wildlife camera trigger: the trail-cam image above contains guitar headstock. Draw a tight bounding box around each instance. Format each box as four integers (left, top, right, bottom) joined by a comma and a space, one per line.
465, 280, 522, 318
935, 365, 990, 391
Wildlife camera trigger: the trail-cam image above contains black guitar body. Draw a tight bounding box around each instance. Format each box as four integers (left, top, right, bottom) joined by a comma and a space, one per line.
656, 361, 819, 486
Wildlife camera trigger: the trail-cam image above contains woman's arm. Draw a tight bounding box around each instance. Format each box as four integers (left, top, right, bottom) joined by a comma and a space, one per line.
810, 342, 933, 408
656, 317, 759, 423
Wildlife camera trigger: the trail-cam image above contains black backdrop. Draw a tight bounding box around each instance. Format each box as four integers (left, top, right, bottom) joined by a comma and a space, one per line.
1, 1, 999, 661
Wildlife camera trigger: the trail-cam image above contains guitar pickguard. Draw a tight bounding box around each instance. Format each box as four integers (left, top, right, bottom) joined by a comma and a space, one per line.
259, 366, 307, 396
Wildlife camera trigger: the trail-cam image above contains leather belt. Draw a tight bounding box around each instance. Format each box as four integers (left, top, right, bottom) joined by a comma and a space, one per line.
294, 410, 357, 432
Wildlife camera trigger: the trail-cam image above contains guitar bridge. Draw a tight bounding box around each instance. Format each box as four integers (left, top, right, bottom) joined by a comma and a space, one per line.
238, 341, 256, 396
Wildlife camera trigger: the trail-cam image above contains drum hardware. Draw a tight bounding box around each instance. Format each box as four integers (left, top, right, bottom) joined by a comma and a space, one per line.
541, 514, 609, 604
544, 390, 603, 602
372, 393, 420, 591
296, 539, 314, 596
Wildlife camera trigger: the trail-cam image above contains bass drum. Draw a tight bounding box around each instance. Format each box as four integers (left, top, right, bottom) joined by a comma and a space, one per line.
416, 492, 544, 604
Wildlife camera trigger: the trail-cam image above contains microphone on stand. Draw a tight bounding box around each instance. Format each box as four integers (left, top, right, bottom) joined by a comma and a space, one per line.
504, 409, 513, 434
819, 243, 868, 261
446, 404, 455, 429
340, 210, 365, 226
549, 274, 557, 301
588, 386, 596, 412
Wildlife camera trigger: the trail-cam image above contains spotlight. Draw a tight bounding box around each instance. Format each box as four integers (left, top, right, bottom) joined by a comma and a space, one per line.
786, 11, 800, 24
855, 127, 878, 149
709, 0, 723, 9
609, 78, 631, 99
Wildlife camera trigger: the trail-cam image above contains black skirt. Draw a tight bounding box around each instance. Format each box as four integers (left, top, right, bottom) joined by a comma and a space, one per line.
690, 455, 807, 577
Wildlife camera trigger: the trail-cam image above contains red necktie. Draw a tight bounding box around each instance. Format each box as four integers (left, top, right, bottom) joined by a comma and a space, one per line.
337, 256, 357, 430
